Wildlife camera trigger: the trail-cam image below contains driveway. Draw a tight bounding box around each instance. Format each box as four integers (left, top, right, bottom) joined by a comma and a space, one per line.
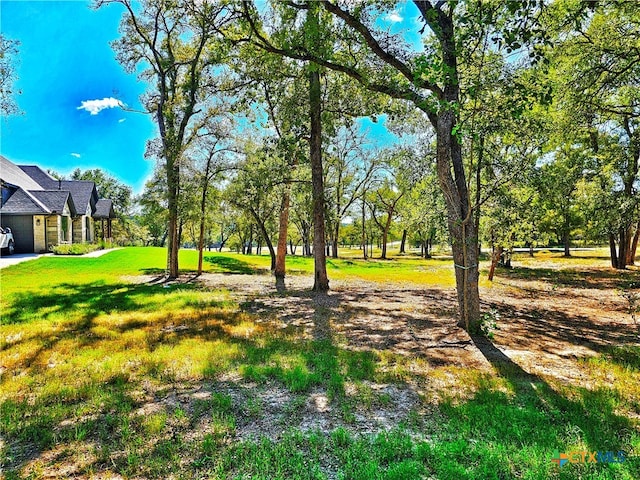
0, 253, 47, 269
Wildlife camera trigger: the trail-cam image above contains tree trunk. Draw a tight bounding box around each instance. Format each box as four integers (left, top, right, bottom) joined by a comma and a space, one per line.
361, 198, 368, 260
309, 65, 329, 292
275, 182, 292, 281
249, 208, 276, 270
380, 229, 388, 259
399, 229, 407, 254
197, 157, 213, 276
332, 223, 339, 258
166, 156, 180, 279
435, 107, 480, 332
197, 205, 206, 275
609, 233, 619, 269
246, 226, 253, 255
618, 226, 629, 270
629, 220, 640, 266
563, 228, 571, 257
488, 246, 503, 282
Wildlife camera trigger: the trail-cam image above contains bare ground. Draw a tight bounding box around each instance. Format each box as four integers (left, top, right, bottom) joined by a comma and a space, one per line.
9, 264, 639, 478
130, 266, 638, 440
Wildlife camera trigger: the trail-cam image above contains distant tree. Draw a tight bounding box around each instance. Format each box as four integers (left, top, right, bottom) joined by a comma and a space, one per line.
70, 168, 133, 216
325, 124, 378, 258
552, 0, 640, 268
137, 168, 168, 247
368, 178, 404, 260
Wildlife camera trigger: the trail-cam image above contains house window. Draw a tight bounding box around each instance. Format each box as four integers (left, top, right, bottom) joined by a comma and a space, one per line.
85, 217, 91, 241
61, 216, 68, 242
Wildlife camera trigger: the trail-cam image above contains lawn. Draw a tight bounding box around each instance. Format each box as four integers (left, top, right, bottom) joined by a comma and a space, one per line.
1, 247, 639, 479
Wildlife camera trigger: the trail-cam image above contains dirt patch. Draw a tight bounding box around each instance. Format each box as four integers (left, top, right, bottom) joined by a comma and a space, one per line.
120, 266, 638, 440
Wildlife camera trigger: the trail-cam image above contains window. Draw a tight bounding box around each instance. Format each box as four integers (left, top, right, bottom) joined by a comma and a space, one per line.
61, 216, 68, 242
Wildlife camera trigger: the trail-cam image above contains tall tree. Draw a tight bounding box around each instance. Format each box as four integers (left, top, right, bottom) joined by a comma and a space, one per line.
102, 0, 237, 278
239, 0, 548, 330
552, 0, 640, 268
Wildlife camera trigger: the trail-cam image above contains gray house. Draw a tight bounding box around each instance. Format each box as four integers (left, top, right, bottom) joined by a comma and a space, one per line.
0, 155, 116, 253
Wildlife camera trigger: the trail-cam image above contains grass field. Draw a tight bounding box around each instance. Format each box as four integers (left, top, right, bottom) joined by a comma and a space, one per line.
1, 247, 639, 479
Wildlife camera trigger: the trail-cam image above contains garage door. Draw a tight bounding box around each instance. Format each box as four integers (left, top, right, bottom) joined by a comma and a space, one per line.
1, 215, 34, 253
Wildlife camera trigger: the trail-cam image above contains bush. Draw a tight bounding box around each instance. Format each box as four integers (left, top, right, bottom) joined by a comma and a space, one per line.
51, 243, 101, 255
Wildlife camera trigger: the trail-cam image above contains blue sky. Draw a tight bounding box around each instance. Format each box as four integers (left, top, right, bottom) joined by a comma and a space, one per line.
1, 0, 156, 194
1, 1, 419, 195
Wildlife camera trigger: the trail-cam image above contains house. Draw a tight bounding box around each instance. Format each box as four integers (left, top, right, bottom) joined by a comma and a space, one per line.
0, 155, 116, 253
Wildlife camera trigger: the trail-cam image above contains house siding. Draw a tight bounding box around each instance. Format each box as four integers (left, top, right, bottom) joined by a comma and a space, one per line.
73, 216, 84, 244
46, 215, 60, 248
33, 215, 46, 252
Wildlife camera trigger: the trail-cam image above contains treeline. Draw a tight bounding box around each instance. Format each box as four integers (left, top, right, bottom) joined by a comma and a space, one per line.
94, 0, 638, 331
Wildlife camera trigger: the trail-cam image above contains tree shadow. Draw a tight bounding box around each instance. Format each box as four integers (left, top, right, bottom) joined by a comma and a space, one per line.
468, 334, 635, 455
204, 255, 261, 275
499, 265, 638, 290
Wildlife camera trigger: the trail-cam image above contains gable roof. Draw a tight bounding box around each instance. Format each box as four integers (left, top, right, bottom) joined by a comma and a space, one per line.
18, 166, 98, 213
30, 190, 76, 215
1, 156, 44, 191
94, 199, 115, 218
2, 158, 114, 218
59, 181, 96, 213
0, 188, 49, 215
17, 165, 59, 189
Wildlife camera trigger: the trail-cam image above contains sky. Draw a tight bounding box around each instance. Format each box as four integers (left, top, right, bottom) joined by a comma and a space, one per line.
0, 1, 420, 195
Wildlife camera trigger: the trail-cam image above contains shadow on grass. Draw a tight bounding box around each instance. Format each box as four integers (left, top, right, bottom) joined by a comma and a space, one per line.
1, 281, 205, 326
0, 279, 391, 477
204, 255, 259, 274
499, 265, 638, 290
452, 335, 638, 476
4, 271, 640, 479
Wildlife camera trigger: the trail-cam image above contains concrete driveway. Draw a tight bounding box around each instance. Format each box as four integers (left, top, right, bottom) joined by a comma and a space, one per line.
0, 253, 47, 269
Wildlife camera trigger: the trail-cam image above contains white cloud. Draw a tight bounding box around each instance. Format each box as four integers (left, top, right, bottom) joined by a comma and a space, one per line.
118, 118, 126, 123
386, 10, 403, 23
70, 153, 81, 158
77, 97, 123, 115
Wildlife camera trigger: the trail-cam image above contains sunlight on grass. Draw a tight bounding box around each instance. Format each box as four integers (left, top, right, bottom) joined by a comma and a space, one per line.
2, 247, 639, 479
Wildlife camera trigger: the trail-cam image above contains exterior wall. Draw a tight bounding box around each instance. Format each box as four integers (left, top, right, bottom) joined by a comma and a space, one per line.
85, 205, 93, 242
72, 216, 84, 244
33, 215, 46, 252
46, 215, 60, 248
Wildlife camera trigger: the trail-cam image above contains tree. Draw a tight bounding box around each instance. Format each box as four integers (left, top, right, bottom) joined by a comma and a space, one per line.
0, 34, 21, 117
324, 124, 378, 258
368, 179, 404, 260
102, 0, 238, 278
239, 0, 548, 330
227, 143, 282, 271
552, 1, 640, 268
137, 169, 169, 247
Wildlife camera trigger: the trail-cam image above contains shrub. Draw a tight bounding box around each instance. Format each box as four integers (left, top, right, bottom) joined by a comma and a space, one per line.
51, 243, 101, 255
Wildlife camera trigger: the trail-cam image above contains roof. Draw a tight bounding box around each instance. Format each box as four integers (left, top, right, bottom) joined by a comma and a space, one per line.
17, 165, 59, 189
94, 199, 115, 218
30, 190, 77, 215
1, 156, 44, 191
18, 166, 97, 213
0, 188, 49, 215
2, 158, 114, 218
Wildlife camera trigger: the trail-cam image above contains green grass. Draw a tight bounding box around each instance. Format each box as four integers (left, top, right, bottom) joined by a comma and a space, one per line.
1, 247, 639, 479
